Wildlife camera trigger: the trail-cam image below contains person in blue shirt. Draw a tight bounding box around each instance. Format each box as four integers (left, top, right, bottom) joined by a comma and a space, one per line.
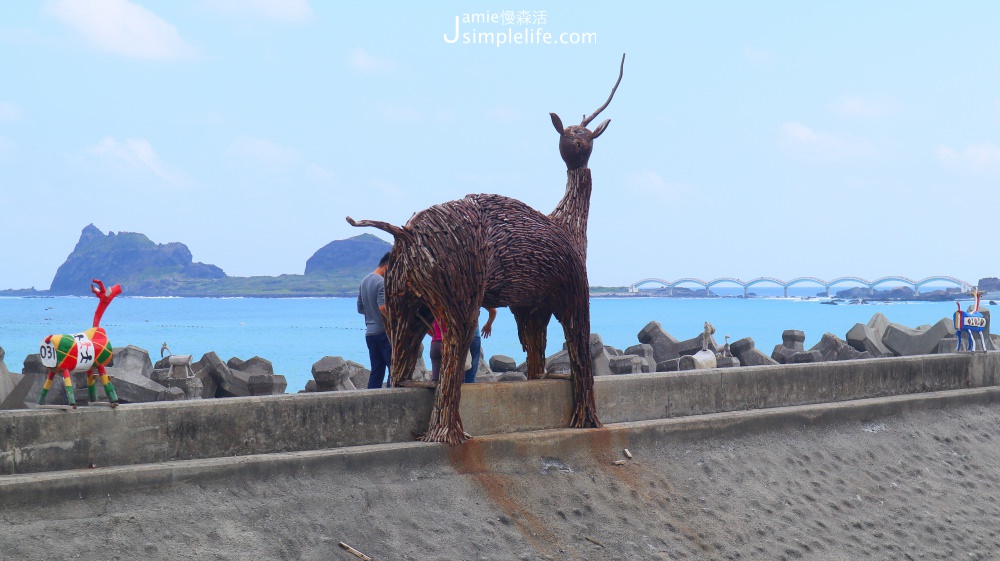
357, 252, 392, 389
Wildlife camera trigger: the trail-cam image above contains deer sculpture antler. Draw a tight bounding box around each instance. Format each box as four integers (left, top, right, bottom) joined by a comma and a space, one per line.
549, 53, 625, 170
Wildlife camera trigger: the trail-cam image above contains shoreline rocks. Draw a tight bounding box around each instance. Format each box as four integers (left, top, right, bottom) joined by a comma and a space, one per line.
2, 308, 996, 407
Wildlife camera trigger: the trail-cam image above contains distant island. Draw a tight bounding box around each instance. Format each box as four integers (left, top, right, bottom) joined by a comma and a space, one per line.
0, 224, 392, 298
1, 224, 995, 300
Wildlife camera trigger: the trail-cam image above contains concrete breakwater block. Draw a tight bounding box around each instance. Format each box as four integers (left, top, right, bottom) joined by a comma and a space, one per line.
883, 318, 953, 357
809, 333, 872, 362
108, 345, 183, 403
193, 352, 286, 397
847, 312, 893, 357
489, 355, 518, 373
730, 337, 779, 367
772, 330, 806, 364
609, 355, 646, 374
624, 344, 656, 373
310, 356, 356, 392
638, 321, 720, 362
0, 346, 20, 404
638, 321, 682, 363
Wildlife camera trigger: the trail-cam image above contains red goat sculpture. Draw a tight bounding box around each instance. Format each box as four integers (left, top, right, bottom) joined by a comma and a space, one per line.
38, 279, 122, 408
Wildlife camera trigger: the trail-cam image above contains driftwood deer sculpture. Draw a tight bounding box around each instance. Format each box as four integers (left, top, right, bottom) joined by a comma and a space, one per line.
38, 279, 121, 408
346, 55, 624, 444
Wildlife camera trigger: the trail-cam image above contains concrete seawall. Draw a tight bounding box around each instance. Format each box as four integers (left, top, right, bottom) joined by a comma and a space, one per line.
3, 352, 998, 476
5, 353, 1000, 560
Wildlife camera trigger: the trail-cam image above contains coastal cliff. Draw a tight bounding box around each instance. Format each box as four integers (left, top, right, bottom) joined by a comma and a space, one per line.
18, 225, 392, 297
49, 224, 226, 295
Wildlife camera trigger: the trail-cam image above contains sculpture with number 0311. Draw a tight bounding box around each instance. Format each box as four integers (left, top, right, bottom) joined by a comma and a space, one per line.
38, 279, 121, 408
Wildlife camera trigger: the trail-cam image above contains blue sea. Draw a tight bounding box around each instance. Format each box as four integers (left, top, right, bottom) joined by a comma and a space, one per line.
0, 294, 965, 392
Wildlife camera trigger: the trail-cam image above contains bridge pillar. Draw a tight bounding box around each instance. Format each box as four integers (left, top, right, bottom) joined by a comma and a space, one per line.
629, 284, 637, 293
784, 286, 788, 297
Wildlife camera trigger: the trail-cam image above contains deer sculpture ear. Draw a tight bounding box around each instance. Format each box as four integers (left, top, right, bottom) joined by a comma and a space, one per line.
591, 118, 611, 139
550, 112, 564, 134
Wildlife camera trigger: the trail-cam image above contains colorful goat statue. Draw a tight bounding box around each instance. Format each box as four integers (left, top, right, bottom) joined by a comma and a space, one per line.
954, 287, 989, 352
38, 279, 121, 408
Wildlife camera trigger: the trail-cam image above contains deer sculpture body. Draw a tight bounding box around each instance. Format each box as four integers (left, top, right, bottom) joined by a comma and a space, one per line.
347, 55, 624, 444
955, 288, 989, 352
38, 279, 121, 408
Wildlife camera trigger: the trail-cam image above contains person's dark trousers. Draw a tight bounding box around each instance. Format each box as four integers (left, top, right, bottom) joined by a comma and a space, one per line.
464, 334, 482, 384
366, 332, 392, 389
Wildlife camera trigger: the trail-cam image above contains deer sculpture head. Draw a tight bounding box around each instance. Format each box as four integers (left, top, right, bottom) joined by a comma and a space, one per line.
549, 53, 625, 170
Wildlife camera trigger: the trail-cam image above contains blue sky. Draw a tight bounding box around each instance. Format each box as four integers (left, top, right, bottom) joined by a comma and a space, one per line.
1, 1, 998, 291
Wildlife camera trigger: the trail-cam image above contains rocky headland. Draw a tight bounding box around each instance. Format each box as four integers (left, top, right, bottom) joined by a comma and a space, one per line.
4, 224, 990, 301
0, 224, 392, 297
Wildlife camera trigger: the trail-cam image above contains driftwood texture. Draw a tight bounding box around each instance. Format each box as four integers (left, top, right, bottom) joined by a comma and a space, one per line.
346, 54, 624, 444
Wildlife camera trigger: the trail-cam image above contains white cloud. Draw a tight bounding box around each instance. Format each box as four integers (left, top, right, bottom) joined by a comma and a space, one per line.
0, 136, 14, 159
207, 0, 313, 23
830, 94, 894, 117
743, 45, 775, 65
779, 122, 875, 161
349, 48, 397, 74
0, 101, 24, 121
374, 102, 422, 124
306, 164, 335, 184
227, 136, 302, 168
626, 170, 685, 200
45, 0, 196, 60
936, 142, 1000, 176
88, 136, 175, 180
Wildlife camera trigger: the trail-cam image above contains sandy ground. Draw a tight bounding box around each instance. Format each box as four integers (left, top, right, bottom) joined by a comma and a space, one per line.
3, 401, 1000, 561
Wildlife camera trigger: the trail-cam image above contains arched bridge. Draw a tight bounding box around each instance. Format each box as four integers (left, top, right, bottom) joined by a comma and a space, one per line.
628, 276, 975, 298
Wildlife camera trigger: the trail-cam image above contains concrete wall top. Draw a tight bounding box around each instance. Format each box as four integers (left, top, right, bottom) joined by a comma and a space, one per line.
2, 352, 997, 475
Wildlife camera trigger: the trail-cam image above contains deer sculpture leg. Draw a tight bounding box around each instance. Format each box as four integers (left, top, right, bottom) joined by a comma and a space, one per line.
554, 280, 601, 428
422, 304, 479, 444
511, 306, 551, 379
86, 371, 98, 402
97, 364, 119, 404
386, 296, 431, 387
39, 368, 77, 408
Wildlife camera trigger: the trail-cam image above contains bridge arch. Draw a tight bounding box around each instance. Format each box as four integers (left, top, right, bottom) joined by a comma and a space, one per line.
627, 276, 976, 298
629, 278, 672, 292
785, 277, 830, 297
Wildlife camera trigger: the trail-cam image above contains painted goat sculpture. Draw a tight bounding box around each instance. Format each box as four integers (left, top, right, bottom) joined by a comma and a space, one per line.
954, 287, 988, 352
346, 55, 625, 444
38, 279, 121, 408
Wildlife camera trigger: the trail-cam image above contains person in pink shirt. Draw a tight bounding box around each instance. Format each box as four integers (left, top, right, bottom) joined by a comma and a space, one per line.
428, 318, 445, 382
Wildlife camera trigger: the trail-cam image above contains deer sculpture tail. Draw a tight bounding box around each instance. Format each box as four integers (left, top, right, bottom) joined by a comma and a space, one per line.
346, 216, 414, 244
